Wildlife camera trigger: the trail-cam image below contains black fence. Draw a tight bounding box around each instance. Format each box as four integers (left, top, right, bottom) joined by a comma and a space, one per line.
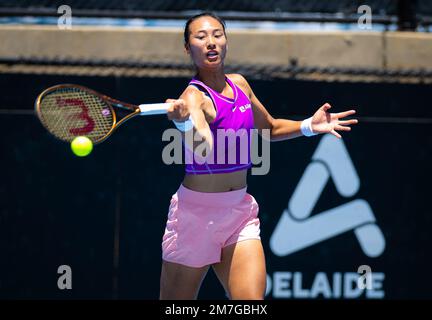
2, 57, 432, 83
0, 71, 431, 299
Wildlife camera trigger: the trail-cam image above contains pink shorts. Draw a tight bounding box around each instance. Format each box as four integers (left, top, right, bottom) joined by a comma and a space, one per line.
161, 184, 261, 268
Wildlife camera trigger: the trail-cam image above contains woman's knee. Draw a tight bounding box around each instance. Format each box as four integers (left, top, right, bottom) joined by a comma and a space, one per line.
159, 260, 209, 300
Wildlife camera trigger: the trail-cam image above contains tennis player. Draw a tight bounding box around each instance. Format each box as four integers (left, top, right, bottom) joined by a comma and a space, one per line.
161, 12, 358, 300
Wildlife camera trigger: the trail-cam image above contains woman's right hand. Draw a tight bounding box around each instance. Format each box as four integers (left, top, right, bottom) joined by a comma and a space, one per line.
166, 99, 190, 122
167, 90, 214, 156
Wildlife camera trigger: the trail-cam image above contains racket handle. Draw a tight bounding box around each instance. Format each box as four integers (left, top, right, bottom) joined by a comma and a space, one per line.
138, 103, 171, 115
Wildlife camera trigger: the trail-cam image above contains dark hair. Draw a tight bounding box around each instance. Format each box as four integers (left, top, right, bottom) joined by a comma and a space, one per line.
184, 12, 226, 46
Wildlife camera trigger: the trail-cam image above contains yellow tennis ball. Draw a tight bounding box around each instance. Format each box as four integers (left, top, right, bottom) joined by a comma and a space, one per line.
71, 136, 93, 157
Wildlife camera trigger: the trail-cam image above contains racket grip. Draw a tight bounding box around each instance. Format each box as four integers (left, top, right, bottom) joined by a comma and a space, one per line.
138, 103, 171, 115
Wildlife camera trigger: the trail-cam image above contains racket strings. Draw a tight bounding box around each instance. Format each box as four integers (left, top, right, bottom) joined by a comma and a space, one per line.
38, 87, 114, 142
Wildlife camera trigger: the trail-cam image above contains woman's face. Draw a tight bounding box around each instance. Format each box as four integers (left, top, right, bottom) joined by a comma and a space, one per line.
186, 16, 227, 70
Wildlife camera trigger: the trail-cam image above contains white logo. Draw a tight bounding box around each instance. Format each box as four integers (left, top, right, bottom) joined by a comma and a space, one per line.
270, 134, 385, 258
233, 104, 251, 113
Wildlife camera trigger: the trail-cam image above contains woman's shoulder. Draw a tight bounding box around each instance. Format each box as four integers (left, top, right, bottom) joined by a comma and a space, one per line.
226, 73, 248, 85
182, 82, 204, 95
226, 73, 251, 97
179, 83, 209, 105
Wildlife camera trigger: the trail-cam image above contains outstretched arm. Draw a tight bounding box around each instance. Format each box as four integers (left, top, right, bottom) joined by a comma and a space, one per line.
234, 74, 358, 140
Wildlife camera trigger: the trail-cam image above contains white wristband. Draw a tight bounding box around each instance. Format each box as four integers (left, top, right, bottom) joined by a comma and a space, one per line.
173, 116, 194, 132
301, 117, 317, 137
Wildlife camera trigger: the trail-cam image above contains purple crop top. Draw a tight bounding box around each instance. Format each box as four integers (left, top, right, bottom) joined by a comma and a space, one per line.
184, 76, 255, 175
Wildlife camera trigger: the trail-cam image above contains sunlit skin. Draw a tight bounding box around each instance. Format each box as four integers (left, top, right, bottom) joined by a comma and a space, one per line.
161, 15, 359, 300
186, 18, 227, 71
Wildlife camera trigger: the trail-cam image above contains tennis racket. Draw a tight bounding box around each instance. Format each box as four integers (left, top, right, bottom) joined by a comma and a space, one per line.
35, 84, 172, 144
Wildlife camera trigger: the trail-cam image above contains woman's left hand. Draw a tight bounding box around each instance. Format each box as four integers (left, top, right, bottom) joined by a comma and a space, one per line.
311, 103, 358, 139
